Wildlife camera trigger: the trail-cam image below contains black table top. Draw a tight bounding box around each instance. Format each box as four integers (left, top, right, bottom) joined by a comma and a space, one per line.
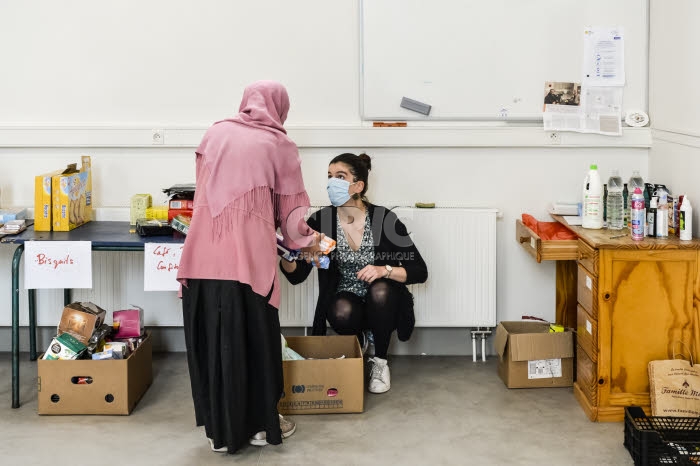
0, 221, 185, 248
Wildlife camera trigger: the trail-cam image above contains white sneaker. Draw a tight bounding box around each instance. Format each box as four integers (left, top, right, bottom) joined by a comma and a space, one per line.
208, 438, 227, 453
368, 357, 391, 394
249, 414, 297, 446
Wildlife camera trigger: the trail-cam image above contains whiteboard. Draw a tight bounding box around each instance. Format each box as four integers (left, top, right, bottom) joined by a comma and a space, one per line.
360, 0, 649, 121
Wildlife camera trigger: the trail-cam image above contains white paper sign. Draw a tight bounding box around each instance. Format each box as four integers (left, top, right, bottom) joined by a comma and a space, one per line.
527, 359, 563, 379
144, 243, 183, 291
24, 241, 92, 289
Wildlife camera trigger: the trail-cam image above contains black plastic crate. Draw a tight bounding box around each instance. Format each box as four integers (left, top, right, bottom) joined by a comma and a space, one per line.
624, 406, 700, 465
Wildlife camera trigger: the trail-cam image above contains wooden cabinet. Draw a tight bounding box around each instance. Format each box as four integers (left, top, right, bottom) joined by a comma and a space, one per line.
564, 222, 700, 422
517, 216, 700, 421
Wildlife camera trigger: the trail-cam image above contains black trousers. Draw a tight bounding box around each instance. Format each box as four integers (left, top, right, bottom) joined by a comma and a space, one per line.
182, 279, 283, 453
326, 280, 399, 358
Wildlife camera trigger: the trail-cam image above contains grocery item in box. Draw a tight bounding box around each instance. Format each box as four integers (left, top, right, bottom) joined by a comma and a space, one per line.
113, 306, 144, 338
42, 333, 86, 360
130, 194, 152, 226
52, 156, 92, 231
145, 206, 169, 221
171, 214, 191, 235
104, 342, 129, 359
57, 302, 107, 345
167, 208, 193, 222
91, 349, 114, 360
169, 199, 194, 210
34, 168, 64, 231
135, 218, 172, 237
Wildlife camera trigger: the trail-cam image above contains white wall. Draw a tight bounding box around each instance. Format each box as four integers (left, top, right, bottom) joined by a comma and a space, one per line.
649, 0, 700, 235
0, 1, 652, 354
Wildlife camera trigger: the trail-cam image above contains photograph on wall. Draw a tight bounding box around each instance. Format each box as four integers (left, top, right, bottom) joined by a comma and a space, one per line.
543, 82, 581, 110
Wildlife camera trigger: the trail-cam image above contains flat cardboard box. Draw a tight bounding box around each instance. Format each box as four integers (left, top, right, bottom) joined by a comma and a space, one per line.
37, 332, 152, 415
52, 156, 93, 231
57, 302, 108, 345
495, 321, 574, 389
279, 336, 364, 415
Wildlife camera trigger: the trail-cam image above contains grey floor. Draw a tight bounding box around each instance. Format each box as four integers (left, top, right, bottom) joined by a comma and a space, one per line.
0, 353, 632, 466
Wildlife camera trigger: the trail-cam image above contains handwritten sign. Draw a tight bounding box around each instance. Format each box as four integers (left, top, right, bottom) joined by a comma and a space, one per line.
24, 241, 92, 289
144, 243, 183, 291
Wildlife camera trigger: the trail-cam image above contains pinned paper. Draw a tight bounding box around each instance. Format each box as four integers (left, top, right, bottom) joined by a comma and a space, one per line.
24, 241, 92, 289
144, 243, 183, 291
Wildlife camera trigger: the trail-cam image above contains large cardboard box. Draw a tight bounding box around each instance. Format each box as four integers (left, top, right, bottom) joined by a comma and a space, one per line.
57, 302, 107, 345
52, 156, 93, 231
279, 336, 364, 415
37, 332, 152, 415
495, 321, 574, 388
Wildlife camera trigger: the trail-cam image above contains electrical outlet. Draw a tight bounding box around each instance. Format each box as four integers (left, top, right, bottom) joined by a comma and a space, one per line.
151, 129, 164, 145
547, 132, 561, 145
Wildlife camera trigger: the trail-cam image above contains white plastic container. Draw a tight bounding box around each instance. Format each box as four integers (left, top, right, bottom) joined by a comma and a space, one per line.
582, 164, 604, 229
680, 196, 693, 241
656, 189, 669, 237
630, 187, 645, 241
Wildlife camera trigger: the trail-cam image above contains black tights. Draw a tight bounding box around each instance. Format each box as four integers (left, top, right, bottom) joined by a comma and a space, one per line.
326, 280, 399, 359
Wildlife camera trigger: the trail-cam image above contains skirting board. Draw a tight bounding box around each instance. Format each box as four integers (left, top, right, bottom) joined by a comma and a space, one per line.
0, 326, 494, 357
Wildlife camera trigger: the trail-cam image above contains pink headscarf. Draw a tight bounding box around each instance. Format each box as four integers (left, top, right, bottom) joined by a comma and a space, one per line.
197, 81, 307, 221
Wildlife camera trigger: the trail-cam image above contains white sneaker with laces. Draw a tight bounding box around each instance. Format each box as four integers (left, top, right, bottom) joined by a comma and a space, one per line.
368, 357, 391, 394
249, 414, 297, 446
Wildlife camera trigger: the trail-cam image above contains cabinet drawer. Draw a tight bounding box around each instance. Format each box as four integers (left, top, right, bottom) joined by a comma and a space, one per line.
577, 264, 598, 319
515, 219, 579, 263
577, 305, 598, 362
577, 239, 598, 275
576, 343, 598, 408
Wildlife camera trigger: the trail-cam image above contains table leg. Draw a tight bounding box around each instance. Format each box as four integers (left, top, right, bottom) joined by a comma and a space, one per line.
64, 289, 71, 306
28, 289, 37, 361
555, 260, 578, 329
11, 244, 24, 409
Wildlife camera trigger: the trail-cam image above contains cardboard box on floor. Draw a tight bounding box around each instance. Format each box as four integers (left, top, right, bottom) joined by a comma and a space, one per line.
37, 332, 152, 415
495, 321, 574, 388
279, 336, 364, 415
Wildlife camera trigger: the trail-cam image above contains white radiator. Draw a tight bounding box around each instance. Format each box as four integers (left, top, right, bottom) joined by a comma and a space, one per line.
278, 207, 498, 328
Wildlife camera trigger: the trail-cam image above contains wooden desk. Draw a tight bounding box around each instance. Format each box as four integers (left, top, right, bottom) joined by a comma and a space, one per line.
551, 217, 700, 422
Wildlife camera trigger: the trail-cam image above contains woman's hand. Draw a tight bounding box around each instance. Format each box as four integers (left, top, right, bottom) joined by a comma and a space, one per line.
280, 258, 297, 273
300, 232, 325, 267
357, 265, 388, 283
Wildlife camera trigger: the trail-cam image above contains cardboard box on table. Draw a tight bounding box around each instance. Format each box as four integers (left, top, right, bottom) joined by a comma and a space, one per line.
37, 332, 152, 415
51, 156, 93, 231
279, 336, 364, 415
495, 321, 574, 388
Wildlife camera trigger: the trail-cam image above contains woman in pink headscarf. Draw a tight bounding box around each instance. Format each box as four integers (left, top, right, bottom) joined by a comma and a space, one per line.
177, 81, 319, 454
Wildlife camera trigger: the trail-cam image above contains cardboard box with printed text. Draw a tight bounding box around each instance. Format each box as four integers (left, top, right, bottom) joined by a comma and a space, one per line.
495, 321, 574, 388
279, 336, 364, 415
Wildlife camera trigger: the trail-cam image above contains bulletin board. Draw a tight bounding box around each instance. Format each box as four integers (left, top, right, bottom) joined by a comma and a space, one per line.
360, 0, 648, 121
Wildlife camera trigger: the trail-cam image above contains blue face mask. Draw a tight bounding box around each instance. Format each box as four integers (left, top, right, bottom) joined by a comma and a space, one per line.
327, 177, 356, 207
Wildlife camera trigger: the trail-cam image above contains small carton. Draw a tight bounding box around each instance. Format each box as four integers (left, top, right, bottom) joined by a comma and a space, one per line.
52, 156, 93, 231
130, 194, 152, 226
0, 208, 27, 224
58, 302, 108, 345
34, 169, 64, 231
38, 332, 153, 415
112, 307, 144, 339
42, 333, 87, 360
278, 336, 364, 415
494, 321, 574, 389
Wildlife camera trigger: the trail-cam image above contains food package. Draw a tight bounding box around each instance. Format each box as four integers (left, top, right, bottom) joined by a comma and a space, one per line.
42, 333, 87, 360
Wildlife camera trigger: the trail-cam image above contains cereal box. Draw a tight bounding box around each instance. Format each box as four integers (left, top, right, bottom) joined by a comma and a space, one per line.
52, 156, 93, 231
34, 169, 64, 231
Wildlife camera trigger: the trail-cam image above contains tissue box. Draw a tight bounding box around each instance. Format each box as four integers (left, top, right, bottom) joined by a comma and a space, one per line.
113, 307, 144, 338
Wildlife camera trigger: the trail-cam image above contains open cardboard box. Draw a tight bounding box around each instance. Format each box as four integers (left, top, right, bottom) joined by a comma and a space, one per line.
495, 321, 574, 388
279, 336, 364, 414
37, 332, 152, 415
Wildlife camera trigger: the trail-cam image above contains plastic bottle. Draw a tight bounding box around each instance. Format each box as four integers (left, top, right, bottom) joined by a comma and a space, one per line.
606, 169, 624, 230
656, 188, 669, 237
582, 164, 604, 229
623, 183, 629, 227
627, 171, 645, 227
647, 197, 657, 237
680, 196, 693, 241
630, 187, 645, 241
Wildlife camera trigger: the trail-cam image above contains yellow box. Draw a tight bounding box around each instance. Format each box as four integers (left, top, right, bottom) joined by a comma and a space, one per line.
34, 169, 63, 231
52, 156, 93, 231
130, 194, 152, 225
145, 206, 168, 221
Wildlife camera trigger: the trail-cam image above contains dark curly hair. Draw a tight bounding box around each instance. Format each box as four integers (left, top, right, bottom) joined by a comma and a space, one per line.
329, 152, 372, 200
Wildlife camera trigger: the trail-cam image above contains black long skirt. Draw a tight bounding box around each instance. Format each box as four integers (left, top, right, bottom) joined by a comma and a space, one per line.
182, 279, 283, 453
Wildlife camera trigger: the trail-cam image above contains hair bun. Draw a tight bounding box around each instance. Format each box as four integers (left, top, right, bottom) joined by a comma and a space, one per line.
358, 153, 372, 171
